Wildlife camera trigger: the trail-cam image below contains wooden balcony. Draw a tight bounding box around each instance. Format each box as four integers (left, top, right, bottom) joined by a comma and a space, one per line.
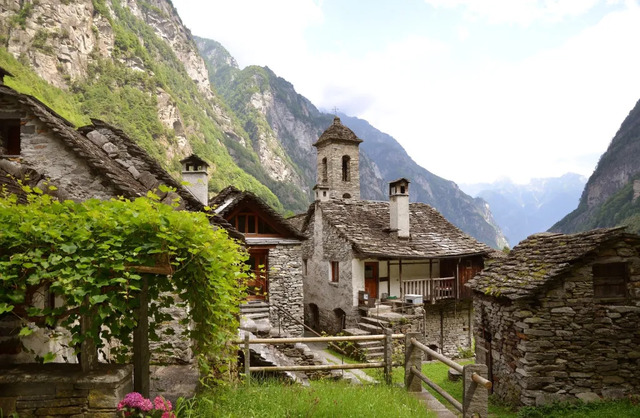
402, 277, 459, 302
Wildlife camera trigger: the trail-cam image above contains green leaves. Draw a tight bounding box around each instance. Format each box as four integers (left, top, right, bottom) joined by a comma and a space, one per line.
0, 191, 249, 383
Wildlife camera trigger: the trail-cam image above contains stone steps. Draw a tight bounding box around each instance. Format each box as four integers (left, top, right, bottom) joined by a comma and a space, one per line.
360, 316, 391, 328
358, 322, 385, 334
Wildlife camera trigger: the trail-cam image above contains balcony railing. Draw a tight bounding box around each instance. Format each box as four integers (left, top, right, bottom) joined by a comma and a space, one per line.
402, 277, 456, 302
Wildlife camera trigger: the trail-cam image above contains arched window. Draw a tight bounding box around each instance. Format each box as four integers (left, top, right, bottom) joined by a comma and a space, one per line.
341, 155, 350, 182
321, 157, 328, 183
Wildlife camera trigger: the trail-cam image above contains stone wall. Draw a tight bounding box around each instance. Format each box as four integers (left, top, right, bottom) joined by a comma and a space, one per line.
303, 207, 359, 334
268, 243, 305, 336
474, 242, 640, 406
1, 95, 116, 202
423, 300, 473, 358
0, 364, 132, 417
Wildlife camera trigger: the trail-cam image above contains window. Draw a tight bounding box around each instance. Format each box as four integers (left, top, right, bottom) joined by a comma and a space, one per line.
0, 119, 20, 155
230, 212, 277, 235
331, 261, 339, 282
302, 259, 308, 275
341, 155, 350, 182
321, 157, 328, 183
593, 262, 628, 300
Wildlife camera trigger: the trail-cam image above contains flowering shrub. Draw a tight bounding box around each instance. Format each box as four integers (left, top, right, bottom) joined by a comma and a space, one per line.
118, 392, 175, 418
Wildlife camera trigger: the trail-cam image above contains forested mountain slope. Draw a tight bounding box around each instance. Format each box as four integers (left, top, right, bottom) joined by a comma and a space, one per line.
197, 37, 508, 248
0, 0, 507, 248
551, 98, 640, 234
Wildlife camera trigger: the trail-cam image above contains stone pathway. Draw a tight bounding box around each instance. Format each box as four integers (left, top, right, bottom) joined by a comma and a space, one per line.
411, 390, 458, 418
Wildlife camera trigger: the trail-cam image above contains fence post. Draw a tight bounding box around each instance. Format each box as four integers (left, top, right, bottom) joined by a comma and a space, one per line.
383, 328, 393, 385
244, 333, 251, 385
463, 363, 488, 418
404, 332, 423, 392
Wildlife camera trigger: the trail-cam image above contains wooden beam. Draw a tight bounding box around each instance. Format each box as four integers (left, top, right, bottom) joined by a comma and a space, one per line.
133, 275, 150, 397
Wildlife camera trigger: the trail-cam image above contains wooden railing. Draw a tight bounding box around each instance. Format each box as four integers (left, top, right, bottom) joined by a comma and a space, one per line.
402, 276, 456, 301
405, 332, 491, 417
236, 331, 403, 385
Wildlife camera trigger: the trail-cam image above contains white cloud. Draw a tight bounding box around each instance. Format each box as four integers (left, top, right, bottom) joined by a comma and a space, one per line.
424, 0, 601, 25
172, 0, 640, 185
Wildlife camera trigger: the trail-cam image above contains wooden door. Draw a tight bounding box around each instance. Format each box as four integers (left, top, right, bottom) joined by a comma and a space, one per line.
247, 250, 268, 300
364, 262, 378, 299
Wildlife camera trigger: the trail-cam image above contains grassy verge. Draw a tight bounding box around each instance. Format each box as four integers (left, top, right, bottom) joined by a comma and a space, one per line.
175, 380, 435, 417
349, 352, 640, 417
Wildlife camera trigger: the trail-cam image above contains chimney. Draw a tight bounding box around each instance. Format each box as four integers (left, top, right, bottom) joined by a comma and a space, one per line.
389, 178, 410, 239
180, 154, 209, 205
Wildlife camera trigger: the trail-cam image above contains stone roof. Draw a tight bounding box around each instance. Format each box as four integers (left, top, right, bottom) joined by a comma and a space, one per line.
300, 200, 493, 259
312, 116, 363, 147
467, 227, 640, 300
0, 85, 242, 240
210, 186, 307, 240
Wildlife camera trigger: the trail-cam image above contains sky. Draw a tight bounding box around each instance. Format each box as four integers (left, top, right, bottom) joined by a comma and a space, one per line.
171, 0, 640, 186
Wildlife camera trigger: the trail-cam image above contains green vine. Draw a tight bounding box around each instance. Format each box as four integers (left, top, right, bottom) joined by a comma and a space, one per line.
0, 185, 249, 383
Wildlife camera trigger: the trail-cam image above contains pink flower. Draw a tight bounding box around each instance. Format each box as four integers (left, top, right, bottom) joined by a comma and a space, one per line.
161, 412, 176, 418
153, 396, 172, 411
118, 392, 153, 412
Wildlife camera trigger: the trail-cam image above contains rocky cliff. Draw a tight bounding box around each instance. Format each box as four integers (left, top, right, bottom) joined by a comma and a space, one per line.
551, 98, 640, 234
0, 0, 284, 210
0, 0, 507, 248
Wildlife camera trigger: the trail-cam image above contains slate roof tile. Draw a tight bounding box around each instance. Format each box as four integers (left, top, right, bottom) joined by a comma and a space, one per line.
309, 199, 492, 259
467, 227, 640, 299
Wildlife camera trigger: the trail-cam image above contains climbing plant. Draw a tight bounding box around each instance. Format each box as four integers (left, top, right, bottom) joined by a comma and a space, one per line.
0, 185, 249, 383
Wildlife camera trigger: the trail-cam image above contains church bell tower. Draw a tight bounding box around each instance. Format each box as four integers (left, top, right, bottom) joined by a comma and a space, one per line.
312, 116, 363, 201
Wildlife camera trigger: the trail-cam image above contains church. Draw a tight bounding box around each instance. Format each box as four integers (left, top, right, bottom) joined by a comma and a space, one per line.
293, 116, 496, 356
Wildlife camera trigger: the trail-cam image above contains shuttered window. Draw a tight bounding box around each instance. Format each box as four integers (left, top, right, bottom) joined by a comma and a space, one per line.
593, 262, 627, 301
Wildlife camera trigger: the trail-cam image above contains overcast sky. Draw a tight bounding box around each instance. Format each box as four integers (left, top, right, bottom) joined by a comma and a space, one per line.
171, 0, 640, 185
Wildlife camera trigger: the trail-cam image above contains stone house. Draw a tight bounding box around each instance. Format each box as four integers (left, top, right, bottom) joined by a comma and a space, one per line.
467, 227, 640, 406
294, 117, 494, 356
210, 186, 306, 336
0, 68, 240, 366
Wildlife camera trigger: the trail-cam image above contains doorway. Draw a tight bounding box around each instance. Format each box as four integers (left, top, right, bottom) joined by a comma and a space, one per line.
246, 249, 268, 300
364, 262, 378, 299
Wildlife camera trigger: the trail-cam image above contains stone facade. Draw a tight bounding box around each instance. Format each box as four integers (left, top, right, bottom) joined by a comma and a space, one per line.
423, 301, 474, 358
313, 116, 362, 201
303, 207, 360, 334
470, 230, 640, 406
0, 364, 132, 417
268, 243, 305, 336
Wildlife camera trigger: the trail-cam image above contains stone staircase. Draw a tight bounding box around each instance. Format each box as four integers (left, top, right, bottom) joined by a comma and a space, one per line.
239, 301, 272, 337
240, 301, 270, 320
343, 304, 398, 362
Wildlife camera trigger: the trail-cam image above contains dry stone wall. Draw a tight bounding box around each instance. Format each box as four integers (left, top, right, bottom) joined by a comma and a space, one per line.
268, 244, 305, 336
303, 209, 359, 334
0, 364, 132, 417
422, 300, 473, 358
474, 242, 640, 406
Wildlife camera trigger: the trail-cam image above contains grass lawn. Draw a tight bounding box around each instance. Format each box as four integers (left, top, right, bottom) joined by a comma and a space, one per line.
354, 354, 640, 418
175, 380, 436, 417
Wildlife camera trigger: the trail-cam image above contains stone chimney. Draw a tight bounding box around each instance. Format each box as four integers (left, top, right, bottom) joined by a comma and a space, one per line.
180, 154, 209, 205
389, 178, 410, 239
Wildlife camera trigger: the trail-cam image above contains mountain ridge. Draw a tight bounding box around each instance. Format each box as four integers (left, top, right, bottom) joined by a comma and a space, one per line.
551, 98, 640, 234
0, 0, 507, 248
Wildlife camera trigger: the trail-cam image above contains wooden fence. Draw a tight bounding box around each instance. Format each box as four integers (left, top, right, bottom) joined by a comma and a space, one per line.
236, 330, 492, 417
405, 332, 491, 417
237, 330, 402, 385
